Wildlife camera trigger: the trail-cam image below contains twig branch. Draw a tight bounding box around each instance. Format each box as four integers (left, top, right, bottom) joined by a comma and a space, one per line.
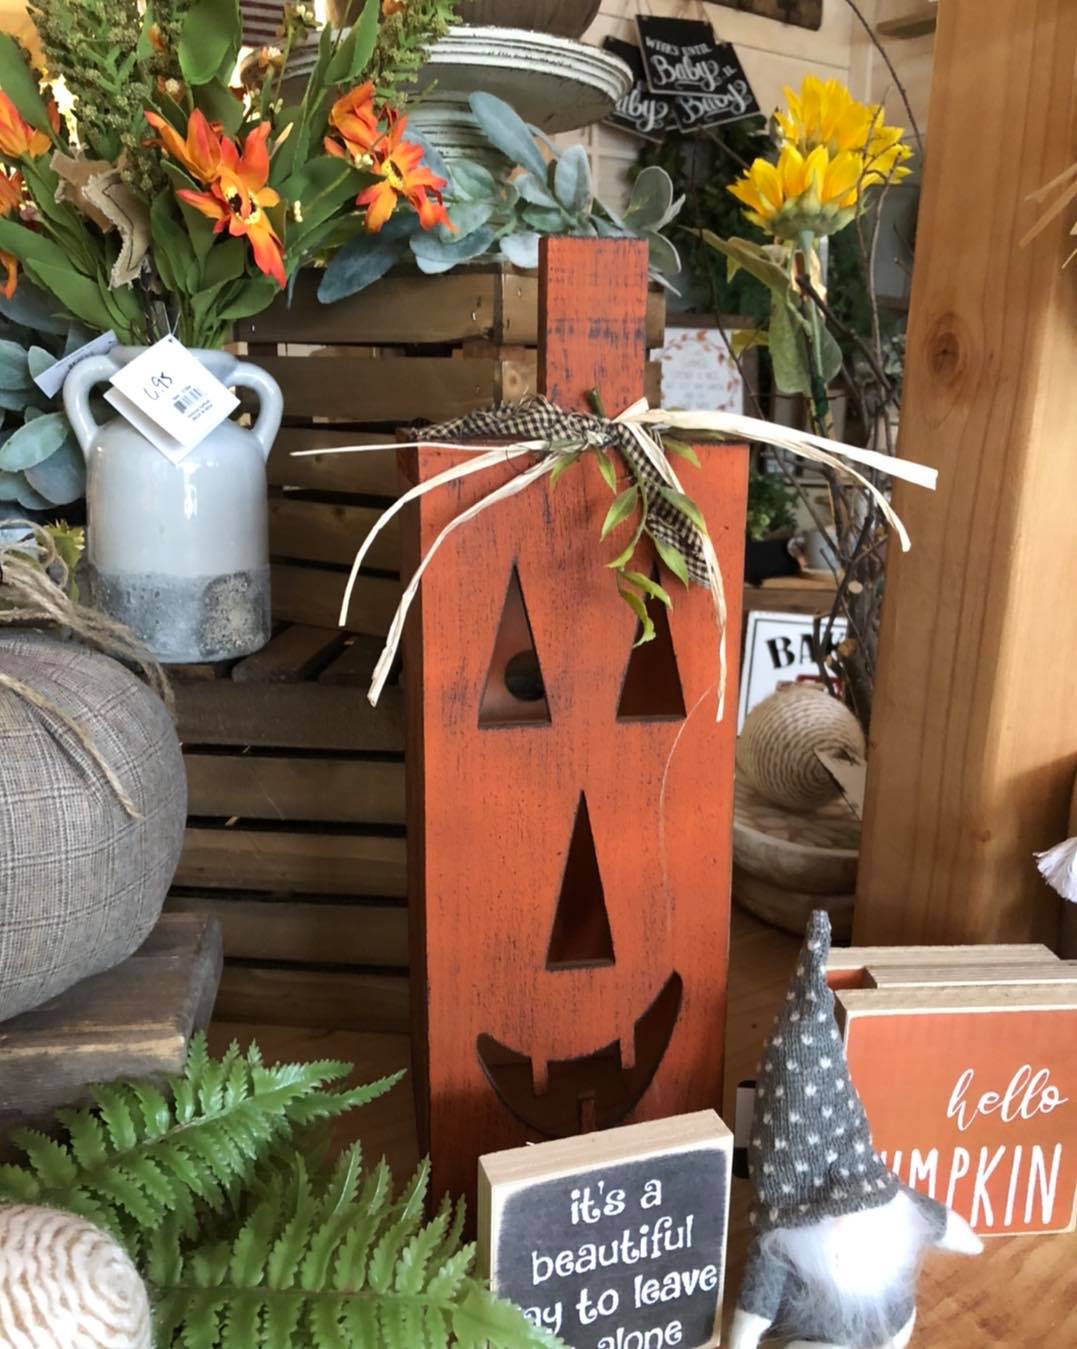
841, 0, 925, 161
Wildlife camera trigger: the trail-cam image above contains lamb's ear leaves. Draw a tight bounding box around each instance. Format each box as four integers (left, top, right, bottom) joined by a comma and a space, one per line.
318, 216, 417, 303
468, 91, 549, 183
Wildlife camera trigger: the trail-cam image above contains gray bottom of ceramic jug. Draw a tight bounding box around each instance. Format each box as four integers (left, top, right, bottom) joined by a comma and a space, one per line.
87, 565, 272, 664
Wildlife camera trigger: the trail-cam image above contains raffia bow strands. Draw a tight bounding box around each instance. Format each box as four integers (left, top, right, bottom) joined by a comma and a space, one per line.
292, 398, 937, 719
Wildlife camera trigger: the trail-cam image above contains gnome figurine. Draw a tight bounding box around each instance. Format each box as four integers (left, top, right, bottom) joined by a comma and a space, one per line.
730, 912, 983, 1349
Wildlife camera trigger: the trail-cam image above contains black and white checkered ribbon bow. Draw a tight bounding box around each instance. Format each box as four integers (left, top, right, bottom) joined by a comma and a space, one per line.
417, 396, 711, 586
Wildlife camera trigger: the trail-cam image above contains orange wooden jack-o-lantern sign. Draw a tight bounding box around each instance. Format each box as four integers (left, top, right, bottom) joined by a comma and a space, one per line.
403, 238, 748, 1207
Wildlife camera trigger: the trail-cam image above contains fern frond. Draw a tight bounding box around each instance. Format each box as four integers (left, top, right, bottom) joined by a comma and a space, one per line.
0, 1034, 401, 1251
150, 1147, 565, 1349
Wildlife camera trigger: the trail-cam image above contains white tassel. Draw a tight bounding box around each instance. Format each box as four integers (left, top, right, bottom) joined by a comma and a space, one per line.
1034, 837, 1077, 902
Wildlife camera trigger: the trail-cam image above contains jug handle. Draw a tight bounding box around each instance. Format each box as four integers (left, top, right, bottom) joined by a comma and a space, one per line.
228, 360, 283, 463
62, 354, 122, 461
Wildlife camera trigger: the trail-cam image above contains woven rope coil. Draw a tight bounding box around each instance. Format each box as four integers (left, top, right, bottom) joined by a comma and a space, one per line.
0, 1206, 152, 1348
738, 684, 865, 812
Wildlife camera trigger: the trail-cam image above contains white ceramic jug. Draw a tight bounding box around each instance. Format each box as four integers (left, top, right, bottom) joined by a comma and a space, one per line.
64, 347, 283, 663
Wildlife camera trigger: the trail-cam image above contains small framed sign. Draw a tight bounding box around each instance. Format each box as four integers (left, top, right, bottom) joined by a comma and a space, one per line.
635, 16, 759, 127
838, 983, 1077, 1236
479, 1111, 733, 1348
738, 610, 848, 731
603, 38, 678, 143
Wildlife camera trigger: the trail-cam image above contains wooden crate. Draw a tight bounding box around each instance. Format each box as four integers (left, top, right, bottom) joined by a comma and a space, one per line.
235, 264, 664, 638
168, 632, 409, 1032
171, 261, 666, 1031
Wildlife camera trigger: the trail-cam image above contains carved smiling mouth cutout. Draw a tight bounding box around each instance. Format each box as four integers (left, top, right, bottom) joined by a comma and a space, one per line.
477, 972, 684, 1138
474, 563, 689, 1138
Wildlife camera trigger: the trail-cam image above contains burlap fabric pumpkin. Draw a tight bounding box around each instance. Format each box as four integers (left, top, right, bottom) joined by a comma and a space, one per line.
0, 632, 185, 1022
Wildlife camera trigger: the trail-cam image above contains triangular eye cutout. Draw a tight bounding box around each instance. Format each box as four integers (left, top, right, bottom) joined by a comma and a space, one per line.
479, 565, 551, 727
546, 793, 615, 969
617, 581, 686, 721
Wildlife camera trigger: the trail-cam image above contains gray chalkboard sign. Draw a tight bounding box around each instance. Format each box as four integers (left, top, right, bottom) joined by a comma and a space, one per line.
479, 1112, 733, 1349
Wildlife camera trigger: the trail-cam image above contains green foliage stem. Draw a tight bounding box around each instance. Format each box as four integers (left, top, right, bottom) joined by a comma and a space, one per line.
30, 0, 162, 195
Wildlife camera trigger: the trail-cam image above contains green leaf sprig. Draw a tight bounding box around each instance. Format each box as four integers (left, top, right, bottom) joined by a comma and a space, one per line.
551, 429, 706, 647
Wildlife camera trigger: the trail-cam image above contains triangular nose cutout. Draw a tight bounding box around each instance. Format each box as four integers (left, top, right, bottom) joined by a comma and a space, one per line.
546, 793, 615, 969
617, 584, 686, 720
479, 566, 551, 727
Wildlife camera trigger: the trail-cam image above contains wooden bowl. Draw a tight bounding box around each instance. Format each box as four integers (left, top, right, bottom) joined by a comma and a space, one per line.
733, 779, 859, 895
456, 1, 602, 38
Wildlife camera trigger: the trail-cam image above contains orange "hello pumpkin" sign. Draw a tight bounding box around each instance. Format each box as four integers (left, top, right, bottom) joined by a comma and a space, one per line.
838, 985, 1077, 1236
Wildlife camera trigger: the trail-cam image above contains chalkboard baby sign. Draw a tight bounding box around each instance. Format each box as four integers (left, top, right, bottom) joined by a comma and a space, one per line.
635, 16, 759, 128
479, 1112, 733, 1349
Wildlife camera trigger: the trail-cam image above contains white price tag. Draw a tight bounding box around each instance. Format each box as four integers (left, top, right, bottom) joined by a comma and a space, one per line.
103, 335, 239, 464
33, 330, 118, 399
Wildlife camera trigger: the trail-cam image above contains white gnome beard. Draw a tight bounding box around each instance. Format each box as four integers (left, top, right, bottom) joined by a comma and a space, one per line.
760, 1191, 935, 1348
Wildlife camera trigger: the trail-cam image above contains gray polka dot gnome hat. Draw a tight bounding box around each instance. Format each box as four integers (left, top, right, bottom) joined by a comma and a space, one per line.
748, 909, 898, 1231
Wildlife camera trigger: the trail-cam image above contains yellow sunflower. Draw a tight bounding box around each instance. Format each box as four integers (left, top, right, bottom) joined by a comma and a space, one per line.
776, 74, 913, 187
728, 143, 861, 240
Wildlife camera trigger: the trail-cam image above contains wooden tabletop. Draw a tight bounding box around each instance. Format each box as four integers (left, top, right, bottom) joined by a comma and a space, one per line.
210, 909, 1075, 1345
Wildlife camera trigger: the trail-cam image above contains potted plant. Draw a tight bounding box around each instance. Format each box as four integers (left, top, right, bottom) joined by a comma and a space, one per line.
744, 466, 798, 585
0, 0, 456, 660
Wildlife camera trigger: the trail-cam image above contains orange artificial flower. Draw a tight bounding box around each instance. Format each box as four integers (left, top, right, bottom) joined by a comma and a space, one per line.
177, 121, 286, 288
357, 114, 451, 233
324, 81, 381, 164
0, 168, 22, 297
382, 0, 406, 13
0, 93, 57, 159
145, 108, 223, 185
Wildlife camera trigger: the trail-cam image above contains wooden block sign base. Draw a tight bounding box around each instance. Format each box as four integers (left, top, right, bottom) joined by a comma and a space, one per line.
479, 1111, 732, 1349
839, 983, 1077, 1236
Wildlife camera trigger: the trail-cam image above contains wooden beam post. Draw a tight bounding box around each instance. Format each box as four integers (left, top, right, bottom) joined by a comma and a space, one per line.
857, 0, 1077, 944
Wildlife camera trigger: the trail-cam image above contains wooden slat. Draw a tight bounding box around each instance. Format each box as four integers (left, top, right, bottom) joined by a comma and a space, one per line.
0, 915, 222, 1129
499, 357, 538, 403
645, 289, 666, 349
176, 828, 406, 896
167, 895, 409, 967
238, 270, 505, 346
269, 498, 400, 570
500, 273, 665, 348
317, 635, 381, 686
177, 683, 403, 751
257, 356, 503, 422
644, 358, 661, 407
215, 964, 409, 1033
184, 754, 405, 824
269, 429, 402, 496
238, 267, 664, 350
857, 0, 1077, 944
270, 562, 399, 635
231, 625, 346, 684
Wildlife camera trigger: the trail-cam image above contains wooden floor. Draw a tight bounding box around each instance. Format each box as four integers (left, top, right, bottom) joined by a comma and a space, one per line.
209, 908, 1075, 1345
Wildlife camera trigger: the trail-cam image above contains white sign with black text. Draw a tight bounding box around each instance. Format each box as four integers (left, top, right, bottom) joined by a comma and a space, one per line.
738, 610, 848, 731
